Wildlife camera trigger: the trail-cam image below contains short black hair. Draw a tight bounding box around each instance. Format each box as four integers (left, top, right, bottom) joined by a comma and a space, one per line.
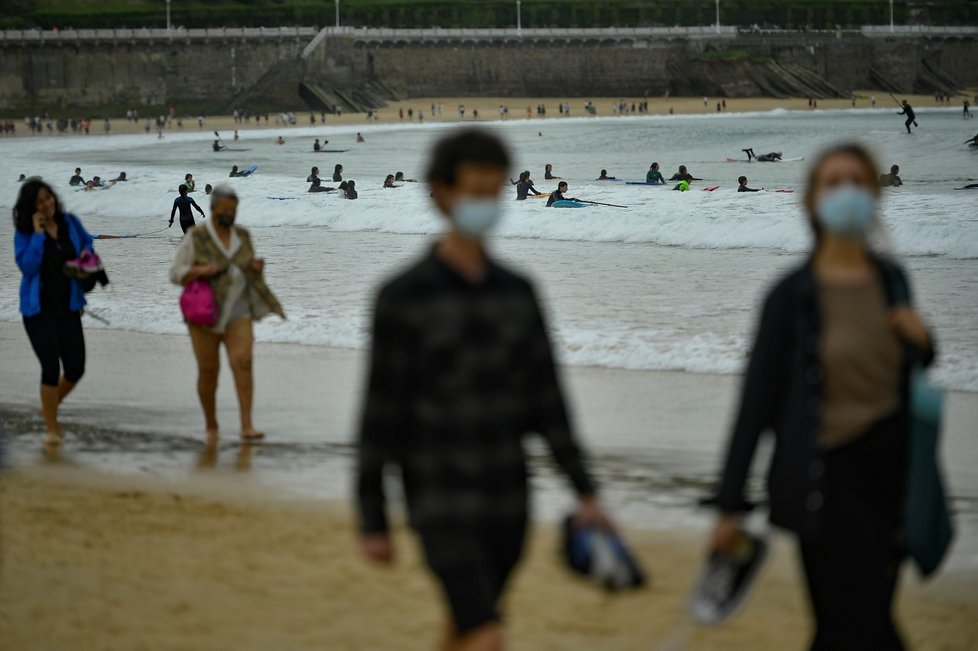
738, 176, 748, 184
426, 128, 510, 186
558, 181, 568, 189
179, 185, 188, 195
13, 179, 62, 233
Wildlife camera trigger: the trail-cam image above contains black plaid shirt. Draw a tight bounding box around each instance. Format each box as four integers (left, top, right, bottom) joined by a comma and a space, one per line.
356, 249, 596, 533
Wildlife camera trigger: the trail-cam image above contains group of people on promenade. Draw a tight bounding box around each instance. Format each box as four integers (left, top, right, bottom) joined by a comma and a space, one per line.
12, 127, 949, 651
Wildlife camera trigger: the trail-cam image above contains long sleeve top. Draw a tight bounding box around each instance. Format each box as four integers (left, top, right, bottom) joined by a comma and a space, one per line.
356, 250, 596, 533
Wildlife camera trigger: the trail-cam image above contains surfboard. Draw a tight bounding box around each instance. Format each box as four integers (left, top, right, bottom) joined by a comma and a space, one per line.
313, 149, 351, 153
239, 165, 258, 177
593, 178, 619, 181
702, 186, 720, 192
625, 181, 667, 186
267, 196, 297, 200
552, 200, 588, 208
725, 156, 805, 163
530, 193, 549, 199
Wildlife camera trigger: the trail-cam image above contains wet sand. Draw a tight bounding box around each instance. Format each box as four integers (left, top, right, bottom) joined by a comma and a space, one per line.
1, 466, 976, 651
4, 92, 967, 138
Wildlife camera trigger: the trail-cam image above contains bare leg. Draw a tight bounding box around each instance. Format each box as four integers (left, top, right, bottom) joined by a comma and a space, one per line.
188, 324, 222, 445
439, 622, 503, 651
224, 318, 262, 440
56, 377, 76, 405
39, 384, 64, 446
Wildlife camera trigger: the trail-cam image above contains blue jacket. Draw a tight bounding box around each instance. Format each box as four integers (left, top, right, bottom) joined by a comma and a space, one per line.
15, 212, 94, 317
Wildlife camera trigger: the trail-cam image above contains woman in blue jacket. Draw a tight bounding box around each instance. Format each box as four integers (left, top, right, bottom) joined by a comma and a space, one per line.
13, 180, 96, 446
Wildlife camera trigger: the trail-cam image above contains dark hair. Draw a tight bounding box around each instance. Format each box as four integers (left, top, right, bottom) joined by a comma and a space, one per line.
347, 180, 356, 188
738, 175, 748, 184
558, 181, 568, 189
679, 165, 687, 173
311, 166, 318, 173
339, 181, 349, 191
685, 174, 693, 181
890, 164, 899, 173
426, 128, 511, 186
600, 169, 607, 175
179, 185, 188, 196
13, 179, 62, 233
334, 164, 342, 172
185, 173, 192, 180
802, 142, 881, 245
312, 177, 321, 186
651, 162, 659, 168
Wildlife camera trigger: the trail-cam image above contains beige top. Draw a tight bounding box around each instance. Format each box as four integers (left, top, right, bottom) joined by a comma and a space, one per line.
819, 279, 902, 448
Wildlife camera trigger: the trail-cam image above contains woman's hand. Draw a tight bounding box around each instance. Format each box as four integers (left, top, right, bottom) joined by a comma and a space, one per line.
710, 514, 741, 555
190, 262, 222, 281
251, 258, 265, 273
32, 211, 46, 233
890, 306, 930, 349
359, 533, 395, 565
573, 495, 615, 532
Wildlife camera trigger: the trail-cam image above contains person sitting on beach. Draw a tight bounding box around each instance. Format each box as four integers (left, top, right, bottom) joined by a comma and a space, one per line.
598, 169, 616, 180
344, 180, 358, 199
169, 185, 285, 447
169, 184, 206, 233
879, 164, 903, 187
213, 140, 226, 152
356, 128, 612, 651
669, 165, 701, 181
308, 177, 333, 193
383, 174, 397, 188
307, 166, 320, 183
544, 163, 561, 180
709, 143, 938, 650
13, 179, 101, 447
646, 163, 665, 184
314, 138, 322, 152
333, 164, 343, 182
229, 166, 245, 178
737, 175, 761, 192
275, 136, 286, 145
547, 181, 580, 207
111, 172, 127, 182
394, 171, 417, 183
674, 174, 693, 191
69, 168, 85, 186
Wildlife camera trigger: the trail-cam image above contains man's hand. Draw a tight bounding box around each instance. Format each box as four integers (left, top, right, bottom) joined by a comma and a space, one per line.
573, 496, 615, 532
359, 533, 394, 565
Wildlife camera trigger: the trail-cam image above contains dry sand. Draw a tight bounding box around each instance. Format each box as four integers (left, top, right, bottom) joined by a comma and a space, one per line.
1, 466, 975, 651
6, 92, 971, 138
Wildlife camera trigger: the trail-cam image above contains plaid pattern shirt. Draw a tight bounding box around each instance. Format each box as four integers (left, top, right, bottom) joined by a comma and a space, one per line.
356, 249, 596, 533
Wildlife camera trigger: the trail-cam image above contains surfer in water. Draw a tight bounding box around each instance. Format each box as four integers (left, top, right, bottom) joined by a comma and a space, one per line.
513, 171, 540, 200
598, 169, 616, 180
111, 172, 127, 182
669, 165, 701, 181
673, 174, 693, 191
737, 175, 761, 192
879, 164, 903, 187
384, 174, 397, 188
964, 133, 978, 146
544, 163, 561, 180
394, 171, 417, 183
69, 168, 85, 186
275, 136, 286, 145
898, 100, 917, 134
213, 139, 226, 152
546, 181, 580, 207
345, 180, 358, 199
646, 163, 665, 184
356, 132, 365, 143
333, 164, 343, 182
314, 138, 322, 152
743, 148, 782, 162
307, 166, 320, 183
229, 165, 246, 178
169, 184, 206, 233
308, 177, 332, 193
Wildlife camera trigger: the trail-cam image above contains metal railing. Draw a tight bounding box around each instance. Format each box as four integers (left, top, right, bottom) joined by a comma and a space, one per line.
318, 26, 738, 39
0, 26, 318, 43
861, 25, 978, 36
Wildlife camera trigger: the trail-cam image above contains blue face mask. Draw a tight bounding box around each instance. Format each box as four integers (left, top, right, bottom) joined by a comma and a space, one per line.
816, 184, 876, 239
453, 198, 501, 239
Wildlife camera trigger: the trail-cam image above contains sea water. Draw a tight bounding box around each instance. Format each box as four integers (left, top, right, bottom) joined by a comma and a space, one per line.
1, 109, 976, 549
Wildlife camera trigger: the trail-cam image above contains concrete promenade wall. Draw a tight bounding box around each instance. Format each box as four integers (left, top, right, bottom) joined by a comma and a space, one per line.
1, 27, 976, 113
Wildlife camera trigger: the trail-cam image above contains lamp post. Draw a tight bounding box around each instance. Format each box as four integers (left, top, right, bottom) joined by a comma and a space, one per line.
166, 0, 171, 32
335, 0, 340, 29
715, 0, 720, 34
890, 0, 894, 33
517, 1, 522, 32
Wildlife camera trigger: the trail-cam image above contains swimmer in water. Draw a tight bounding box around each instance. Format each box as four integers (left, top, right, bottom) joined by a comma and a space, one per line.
17, 173, 26, 182
513, 171, 540, 200
598, 169, 616, 180
275, 136, 286, 145
314, 139, 322, 152
546, 181, 580, 207
879, 164, 903, 187
743, 148, 782, 162
204, 184, 213, 195
394, 171, 417, 183
964, 133, 978, 146
737, 175, 761, 192
183, 174, 196, 192
308, 177, 332, 193
669, 165, 701, 181
213, 139, 226, 152
544, 163, 561, 180
345, 180, 358, 199
307, 166, 320, 183
646, 163, 665, 184
229, 165, 245, 178
333, 164, 343, 182
356, 132, 365, 143
169, 184, 206, 233
69, 168, 85, 186
111, 171, 127, 182
673, 174, 693, 191
384, 174, 397, 188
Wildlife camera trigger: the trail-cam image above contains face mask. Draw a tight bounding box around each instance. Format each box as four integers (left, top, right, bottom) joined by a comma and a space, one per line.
453, 198, 501, 239
215, 213, 236, 228
816, 184, 876, 239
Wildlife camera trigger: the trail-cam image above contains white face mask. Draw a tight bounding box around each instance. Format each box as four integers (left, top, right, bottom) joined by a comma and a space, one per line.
816, 184, 877, 239
452, 198, 502, 239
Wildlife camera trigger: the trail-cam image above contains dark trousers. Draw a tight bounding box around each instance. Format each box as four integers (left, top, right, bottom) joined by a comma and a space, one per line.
800, 412, 908, 651
23, 311, 86, 387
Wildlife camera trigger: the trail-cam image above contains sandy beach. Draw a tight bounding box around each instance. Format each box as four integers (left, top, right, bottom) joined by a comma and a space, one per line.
1, 466, 976, 651
4, 92, 971, 138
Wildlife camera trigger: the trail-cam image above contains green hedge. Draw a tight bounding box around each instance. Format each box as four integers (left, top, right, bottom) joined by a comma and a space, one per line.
3, 1, 974, 30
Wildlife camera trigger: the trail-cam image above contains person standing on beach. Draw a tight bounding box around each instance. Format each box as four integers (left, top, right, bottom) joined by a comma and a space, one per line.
709, 143, 938, 650
169, 185, 206, 233
356, 128, 611, 651
13, 180, 99, 447
169, 186, 285, 446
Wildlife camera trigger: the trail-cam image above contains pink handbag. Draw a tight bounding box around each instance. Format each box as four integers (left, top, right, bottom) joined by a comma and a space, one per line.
180, 278, 218, 327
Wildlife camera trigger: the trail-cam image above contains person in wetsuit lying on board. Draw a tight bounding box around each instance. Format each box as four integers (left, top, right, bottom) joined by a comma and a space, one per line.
743, 148, 782, 162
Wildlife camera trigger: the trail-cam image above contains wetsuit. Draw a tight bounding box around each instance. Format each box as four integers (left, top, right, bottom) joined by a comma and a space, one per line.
345, 188, 358, 200
545, 171, 556, 180
670, 172, 701, 181
516, 180, 539, 200
69, 175, 84, 186
546, 190, 566, 207
899, 104, 916, 133
213, 142, 223, 152
757, 152, 782, 162
674, 180, 690, 192
307, 174, 318, 182
170, 195, 204, 233
738, 184, 761, 192
333, 172, 343, 182
309, 183, 331, 193
646, 170, 665, 184
314, 142, 321, 152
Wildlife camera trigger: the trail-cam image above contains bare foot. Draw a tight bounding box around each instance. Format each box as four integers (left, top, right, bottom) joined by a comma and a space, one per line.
205, 427, 220, 447
43, 426, 65, 448
240, 428, 265, 442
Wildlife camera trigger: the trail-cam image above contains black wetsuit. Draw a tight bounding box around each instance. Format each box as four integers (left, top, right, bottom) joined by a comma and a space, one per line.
69, 175, 84, 186
546, 190, 565, 207
757, 152, 781, 162
345, 189, 358, 200
738, 184, 761, 192
333, 172, 343, 182
899, 104, 917, 133
309, 183, 330, 193
516, 180, 539, 200
171, 195, 203, 233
